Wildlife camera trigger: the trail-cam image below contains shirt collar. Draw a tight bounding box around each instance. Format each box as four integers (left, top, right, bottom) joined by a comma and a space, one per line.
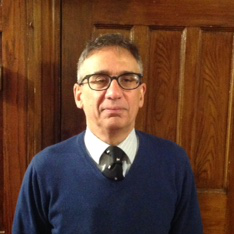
84, 128, 138, 165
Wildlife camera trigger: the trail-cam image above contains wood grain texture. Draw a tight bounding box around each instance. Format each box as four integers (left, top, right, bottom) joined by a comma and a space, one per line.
184, 30, 233, 189
26, 0, 43, 162
227, 38, 234, 233
146, 29, 183, 141
198, 191, 228, 234
41, 1, 61, 149
2, 1, 27, 233
26, 0, 61, 162
2, 1, 61, 233
94, 0, 234, 27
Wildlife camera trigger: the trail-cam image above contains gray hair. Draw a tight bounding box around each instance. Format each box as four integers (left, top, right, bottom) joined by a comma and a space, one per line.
77, 33, 143, 82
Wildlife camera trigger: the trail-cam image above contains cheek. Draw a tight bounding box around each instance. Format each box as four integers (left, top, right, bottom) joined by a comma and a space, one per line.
82, 104, 98, 123
134, 93, 144, 108
82, 93, 103, 115
128, 98, 141, 115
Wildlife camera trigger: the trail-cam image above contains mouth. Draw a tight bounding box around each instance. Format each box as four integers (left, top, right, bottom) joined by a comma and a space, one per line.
101, 107, 127, 116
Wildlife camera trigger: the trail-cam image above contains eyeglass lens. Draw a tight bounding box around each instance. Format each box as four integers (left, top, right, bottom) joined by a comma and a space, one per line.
88, 74, 141, 90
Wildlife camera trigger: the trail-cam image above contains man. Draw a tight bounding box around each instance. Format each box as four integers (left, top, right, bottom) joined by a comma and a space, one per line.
13, 34, 203, 233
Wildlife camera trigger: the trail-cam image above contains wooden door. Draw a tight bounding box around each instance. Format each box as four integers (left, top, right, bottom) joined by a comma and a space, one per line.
62, 1, 234, 234
2, 0, 234, 233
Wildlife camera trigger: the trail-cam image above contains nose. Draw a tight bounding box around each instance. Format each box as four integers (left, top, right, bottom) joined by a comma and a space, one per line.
105, 79, 123, 99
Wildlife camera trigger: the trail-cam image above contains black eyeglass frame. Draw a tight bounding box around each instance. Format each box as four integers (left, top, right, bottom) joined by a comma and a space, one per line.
78, 72, 143, 91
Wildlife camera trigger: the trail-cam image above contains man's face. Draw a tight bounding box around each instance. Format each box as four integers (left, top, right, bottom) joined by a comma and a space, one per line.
74, 47, 146, 136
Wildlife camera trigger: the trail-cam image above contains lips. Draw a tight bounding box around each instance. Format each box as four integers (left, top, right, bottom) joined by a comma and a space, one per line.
104, 108, 124, 112
101, 107, 127, 116
102, 106, 126, 111
105, 107, 123, 110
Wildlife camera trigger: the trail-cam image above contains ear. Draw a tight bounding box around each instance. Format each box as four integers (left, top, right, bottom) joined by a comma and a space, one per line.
139, 83, 146, 108
73, 83, 83, 109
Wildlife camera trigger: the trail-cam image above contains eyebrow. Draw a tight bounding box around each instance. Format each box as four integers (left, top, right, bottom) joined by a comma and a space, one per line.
92, 70, 139, 75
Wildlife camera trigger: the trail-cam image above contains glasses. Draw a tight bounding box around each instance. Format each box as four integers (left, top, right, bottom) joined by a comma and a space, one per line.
78, 73, 143, 91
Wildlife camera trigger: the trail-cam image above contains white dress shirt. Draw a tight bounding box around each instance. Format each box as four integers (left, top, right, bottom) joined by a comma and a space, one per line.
84, 128, 138, 176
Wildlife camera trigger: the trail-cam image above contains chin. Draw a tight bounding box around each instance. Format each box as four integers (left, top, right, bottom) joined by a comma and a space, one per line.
106, 124, 123, 131
104, 121, 132, 132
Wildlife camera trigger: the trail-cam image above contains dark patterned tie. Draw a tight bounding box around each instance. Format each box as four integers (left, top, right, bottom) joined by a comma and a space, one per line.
101, 146, 126, 181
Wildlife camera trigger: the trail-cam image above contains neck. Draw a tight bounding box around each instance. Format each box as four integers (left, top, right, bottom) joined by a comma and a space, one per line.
88, 126, 134, 145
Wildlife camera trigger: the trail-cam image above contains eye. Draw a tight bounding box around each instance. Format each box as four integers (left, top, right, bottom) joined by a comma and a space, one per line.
120, 75, 139, 83
90, 75, 109, 84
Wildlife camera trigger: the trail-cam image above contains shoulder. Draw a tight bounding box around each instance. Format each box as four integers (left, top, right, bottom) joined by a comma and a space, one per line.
136, 130, 186, 153
136, 131, 196, 190
45, 131, 85, 153
31, 131, 86, 170
136, 130, 190, 165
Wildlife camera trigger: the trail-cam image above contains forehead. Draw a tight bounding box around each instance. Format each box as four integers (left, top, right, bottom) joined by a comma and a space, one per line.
80, 47, 141, 75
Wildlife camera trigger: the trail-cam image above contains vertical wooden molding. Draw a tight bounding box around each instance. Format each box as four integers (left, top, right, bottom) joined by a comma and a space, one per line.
0, 7, 2, 32
227, 33, 234, 234
180, 27, 202, 162
41, 0, 61, 149
26, 0, 42, 163
176, 28, 187, 145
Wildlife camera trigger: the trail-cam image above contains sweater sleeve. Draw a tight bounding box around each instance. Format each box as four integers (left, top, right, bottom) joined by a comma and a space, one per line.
169, 156, 203, 234
12, 160, 51, 234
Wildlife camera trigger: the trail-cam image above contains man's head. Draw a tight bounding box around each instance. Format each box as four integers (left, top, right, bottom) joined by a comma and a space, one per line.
74, 34, 146, 144
77, 33, 143, 83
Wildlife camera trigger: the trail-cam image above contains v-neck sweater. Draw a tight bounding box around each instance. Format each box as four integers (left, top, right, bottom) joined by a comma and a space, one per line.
13, 131, 203, 234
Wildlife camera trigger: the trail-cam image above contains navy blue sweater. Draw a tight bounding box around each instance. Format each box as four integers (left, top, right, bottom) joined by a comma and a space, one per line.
13, 131, 203, 234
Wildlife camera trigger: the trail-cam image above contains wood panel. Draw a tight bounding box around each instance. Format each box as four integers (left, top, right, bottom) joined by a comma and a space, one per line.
189, 29, 232, 189
2, 1, 61, 233
93, 0, 234, 27
146, 28, 185, 142
180, 27, 234, 233
180, 28, 234, 233
2, 0, 28, 233
26, 0, 61, 162
199, 191, 228, 234
41, 1, 61, 149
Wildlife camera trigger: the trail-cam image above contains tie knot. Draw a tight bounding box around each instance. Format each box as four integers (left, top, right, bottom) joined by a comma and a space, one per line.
105, 146, 126, 162
101, 146, 127, 181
